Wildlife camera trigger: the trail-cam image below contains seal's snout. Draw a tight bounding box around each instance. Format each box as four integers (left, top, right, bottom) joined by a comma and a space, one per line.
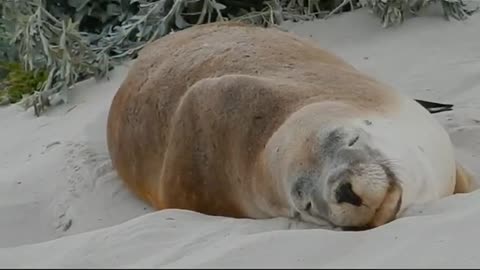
335, 182, 362, 206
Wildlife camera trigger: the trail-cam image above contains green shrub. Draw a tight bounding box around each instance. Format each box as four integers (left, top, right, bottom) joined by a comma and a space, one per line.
0, 62, 48, 104
0, 0, 477, 116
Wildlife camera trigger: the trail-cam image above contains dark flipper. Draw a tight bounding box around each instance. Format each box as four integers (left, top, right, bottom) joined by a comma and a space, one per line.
415, 99, 453, 114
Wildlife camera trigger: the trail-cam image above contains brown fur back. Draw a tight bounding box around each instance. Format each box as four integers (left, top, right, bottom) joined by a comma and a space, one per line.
106, 22, 400, 218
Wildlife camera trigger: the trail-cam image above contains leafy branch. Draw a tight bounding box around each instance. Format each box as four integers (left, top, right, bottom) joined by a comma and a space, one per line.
361, 0, 478, 27
0, 0, 477, 116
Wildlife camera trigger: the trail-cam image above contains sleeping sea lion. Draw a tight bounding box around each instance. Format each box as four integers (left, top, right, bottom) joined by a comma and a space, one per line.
106, 22, 474, 230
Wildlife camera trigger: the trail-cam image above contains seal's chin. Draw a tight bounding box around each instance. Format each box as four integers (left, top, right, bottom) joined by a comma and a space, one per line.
293, 202, 375, 230
290, 191, 371, 230
326, 201, 380, 229
294, 195, 401, 231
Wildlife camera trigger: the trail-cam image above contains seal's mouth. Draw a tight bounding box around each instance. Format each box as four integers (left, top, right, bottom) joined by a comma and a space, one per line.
293, 208, 372, 231
340, 225, 372, 231
365, 180, 403, 228
340, 179, 403, 230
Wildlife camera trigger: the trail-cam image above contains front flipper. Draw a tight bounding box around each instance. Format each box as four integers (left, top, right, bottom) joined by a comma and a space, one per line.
454, 162, 475, 194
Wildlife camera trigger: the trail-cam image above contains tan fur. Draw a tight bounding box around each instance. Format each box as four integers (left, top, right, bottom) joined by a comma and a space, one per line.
454, 162, 474, 194
106, 22, 469, 229
367, 182, 403, 228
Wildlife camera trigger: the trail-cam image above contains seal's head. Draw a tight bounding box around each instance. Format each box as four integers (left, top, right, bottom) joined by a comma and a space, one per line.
285, 125, 403, 230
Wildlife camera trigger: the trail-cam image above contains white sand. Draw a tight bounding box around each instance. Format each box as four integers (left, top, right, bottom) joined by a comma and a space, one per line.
1, 6, 480, 268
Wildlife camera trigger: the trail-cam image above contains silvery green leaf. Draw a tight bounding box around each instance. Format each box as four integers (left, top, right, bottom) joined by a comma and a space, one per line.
214, 2, 227, 10
39, 32, 52, 66
143, 25, 153, 35
175, 12, 190, 29
130, 15, 145, 20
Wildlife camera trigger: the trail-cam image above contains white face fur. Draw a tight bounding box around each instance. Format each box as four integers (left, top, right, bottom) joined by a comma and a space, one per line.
287, 125, 400, 229
274, 97, 455, 230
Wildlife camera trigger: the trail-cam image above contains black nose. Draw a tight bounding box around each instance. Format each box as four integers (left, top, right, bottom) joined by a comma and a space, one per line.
335, 182, 362, 206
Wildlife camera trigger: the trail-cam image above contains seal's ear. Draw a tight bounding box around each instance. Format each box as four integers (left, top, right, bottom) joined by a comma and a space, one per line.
454, 162, 475, 194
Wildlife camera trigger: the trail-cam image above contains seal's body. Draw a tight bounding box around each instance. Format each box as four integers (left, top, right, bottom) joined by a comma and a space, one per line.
107, 22, 473, 229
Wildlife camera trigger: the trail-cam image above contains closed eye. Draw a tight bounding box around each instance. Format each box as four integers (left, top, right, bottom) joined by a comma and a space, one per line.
348, 135, 359, 147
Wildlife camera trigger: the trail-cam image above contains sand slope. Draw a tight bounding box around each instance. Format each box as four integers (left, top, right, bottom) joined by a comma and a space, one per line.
0, 7, 479, 268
